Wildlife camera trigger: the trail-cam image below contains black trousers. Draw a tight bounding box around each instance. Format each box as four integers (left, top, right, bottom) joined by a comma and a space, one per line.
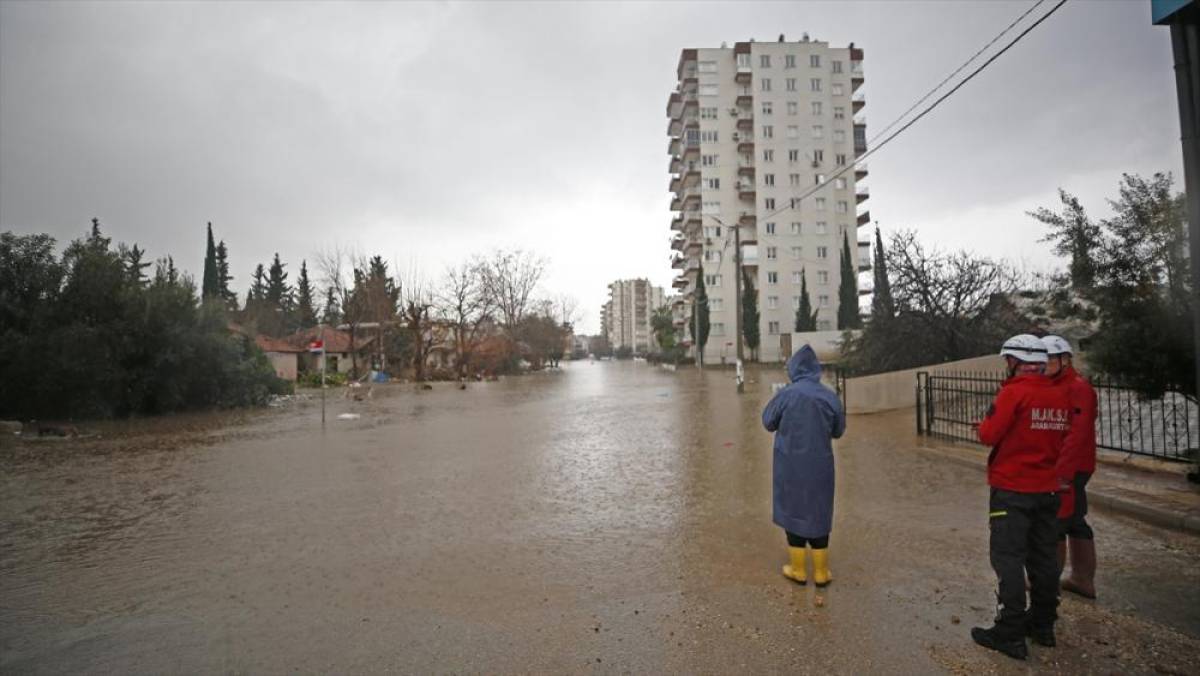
1060, 472, 1094, 540
785, 531, 829, 549
989, 488, 1060, 634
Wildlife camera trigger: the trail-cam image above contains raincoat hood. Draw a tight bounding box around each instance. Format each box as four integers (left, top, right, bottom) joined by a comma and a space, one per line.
787, 345, 822, 384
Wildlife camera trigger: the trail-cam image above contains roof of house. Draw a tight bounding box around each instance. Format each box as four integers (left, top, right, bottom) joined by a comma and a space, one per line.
255, 335, 305, 354
288, 325, 377, 353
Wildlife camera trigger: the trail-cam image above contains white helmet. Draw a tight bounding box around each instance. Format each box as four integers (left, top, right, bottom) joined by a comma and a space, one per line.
1000, 334, 1048, 363
1042, 335, 1073, 356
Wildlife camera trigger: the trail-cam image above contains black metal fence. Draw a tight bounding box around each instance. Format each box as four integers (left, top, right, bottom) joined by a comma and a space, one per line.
916, 370, 1199, 463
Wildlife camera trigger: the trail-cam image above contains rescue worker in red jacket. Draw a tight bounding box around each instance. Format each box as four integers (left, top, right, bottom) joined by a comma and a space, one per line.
1043, 335, 1099, 599
970, 334, 1072, 661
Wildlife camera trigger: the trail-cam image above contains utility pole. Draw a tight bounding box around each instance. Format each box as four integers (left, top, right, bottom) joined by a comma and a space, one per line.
732, 219, 745, 393
693, 283, 701, 370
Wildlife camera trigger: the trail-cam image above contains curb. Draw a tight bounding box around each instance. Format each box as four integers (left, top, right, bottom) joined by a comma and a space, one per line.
916, 444, 1200, 536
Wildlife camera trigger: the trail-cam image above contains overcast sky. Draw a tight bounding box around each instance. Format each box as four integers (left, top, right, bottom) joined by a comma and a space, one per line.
0, 1, 1182, 333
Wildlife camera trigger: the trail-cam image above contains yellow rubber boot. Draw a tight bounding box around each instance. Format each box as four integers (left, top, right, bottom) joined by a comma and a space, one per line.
812, 548, 832, 587
782, 546, 807, 584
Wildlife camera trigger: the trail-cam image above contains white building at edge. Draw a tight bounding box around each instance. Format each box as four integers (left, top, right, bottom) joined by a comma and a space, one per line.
602, 278, 667, 354
667, 36, 871, 364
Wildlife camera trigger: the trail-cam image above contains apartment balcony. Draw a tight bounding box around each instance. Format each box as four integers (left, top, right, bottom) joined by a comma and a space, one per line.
669, 156, 682, 174
739, 211, 756, 227
737, 180, 756, 201
666, 91, 681, 119
683, 210, 702, 226
857, 239, 872, 271
685, 258, 701, 273
670, 174, 682, 193
857, 210, 871, 227
671, 213, 683, 231
681, 142, 700, 161
738, 222, 758, 246
668, 136, 680, 156
670, 195, 682, 211
851, 73, 864, 93
741, 243, 759, 266
671, 255, 686, 270
673, 274, 688, 289
685, 238, 703, 254
671, 234, 685, 251
856, 185, 869, 204
855, 163, 868, 180
682, 193, 701, 211
852, 90, 865, 115
736, 89, 754, 107
736, 134, 755, 153
668, 118, 682, 137
738, 160, 756, 177
736, 116, 754, 132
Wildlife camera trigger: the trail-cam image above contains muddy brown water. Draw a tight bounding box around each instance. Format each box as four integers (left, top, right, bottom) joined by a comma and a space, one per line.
2, 361, 1198, 674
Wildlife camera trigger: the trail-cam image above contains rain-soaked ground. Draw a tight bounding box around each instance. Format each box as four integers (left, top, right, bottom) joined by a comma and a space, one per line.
2, 361, 1198, 674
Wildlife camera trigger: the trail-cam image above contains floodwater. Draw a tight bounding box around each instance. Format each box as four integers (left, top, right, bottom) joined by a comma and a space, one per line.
2, 361, 1198, 674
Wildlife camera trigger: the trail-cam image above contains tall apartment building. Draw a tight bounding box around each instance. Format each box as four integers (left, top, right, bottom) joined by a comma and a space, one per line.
603, 279, 666, 354
667, 37, 870, 363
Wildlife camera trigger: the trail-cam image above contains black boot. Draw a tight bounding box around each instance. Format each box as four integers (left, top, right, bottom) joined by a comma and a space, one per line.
1026, 622, 1056, 647
971, 625, 1028, 660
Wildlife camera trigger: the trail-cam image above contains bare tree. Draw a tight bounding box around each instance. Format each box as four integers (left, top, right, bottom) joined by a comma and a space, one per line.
476, 249, 547, 330
400, 265, 435, 382
316, 244, 365, 377
437, 260, 493, 379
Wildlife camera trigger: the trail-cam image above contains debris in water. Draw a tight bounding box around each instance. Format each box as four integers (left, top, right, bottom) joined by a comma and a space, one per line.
336, 413, 361, 421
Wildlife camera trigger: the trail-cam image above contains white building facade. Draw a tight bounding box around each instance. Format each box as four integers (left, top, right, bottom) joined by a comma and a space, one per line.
603, 278, 667, 354
667, 37, 870, 363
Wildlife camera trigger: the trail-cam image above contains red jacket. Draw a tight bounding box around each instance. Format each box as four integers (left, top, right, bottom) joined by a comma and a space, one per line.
977, 373, 1072, 493
1056, 366, 1098, 475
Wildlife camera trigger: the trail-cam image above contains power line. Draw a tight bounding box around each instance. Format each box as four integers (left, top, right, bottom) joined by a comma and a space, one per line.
755, 0, 1069, 226
867, 0, 1047, 146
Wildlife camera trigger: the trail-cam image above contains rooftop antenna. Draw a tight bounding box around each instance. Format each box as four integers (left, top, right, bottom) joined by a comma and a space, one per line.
802, 32, 810, 42
778, 33, 785, 42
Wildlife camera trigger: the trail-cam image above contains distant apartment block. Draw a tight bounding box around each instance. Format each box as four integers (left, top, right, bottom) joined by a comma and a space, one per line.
602, 279, 666, 353
667, 36, 871, 363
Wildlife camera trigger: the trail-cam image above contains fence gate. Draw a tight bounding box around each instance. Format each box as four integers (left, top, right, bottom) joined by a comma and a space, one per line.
916, 370, 1199, 463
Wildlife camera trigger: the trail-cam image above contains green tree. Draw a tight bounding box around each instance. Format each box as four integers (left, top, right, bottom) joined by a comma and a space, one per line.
871, 226, 894, 320
322, 286, 341, 325
691, 264, 711, 364
742, 268, 760, 359
120, 243, 150, 287
295, 260, 317, 328
202, 222, 219, 300
650, 305, 677, 357
1028, 190, 1101, 290
248, 264, 267, 304
266, 253, 291, 311
215, 240, 236, 310
795, 268, 818, 331
838, 231, 861, 329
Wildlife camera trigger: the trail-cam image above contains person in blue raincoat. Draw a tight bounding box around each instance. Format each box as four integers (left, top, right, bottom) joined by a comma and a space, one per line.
762, 345, 846, 587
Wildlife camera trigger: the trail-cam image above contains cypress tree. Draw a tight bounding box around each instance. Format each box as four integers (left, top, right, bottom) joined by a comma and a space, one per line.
248, 264, 267, 303
871, 226, 894, 320
266, 253, 290, 311
741, 268, 760, 359
838, 230, 862, 329
296, 260, 317, 328
691, 264, 710, 364
202, 222, 219, 300
795, 268, 818, 332
215, 240, 236, 310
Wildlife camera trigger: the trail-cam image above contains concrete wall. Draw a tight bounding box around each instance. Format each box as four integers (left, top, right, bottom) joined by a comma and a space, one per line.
843, 355, 1002, 415
266, 352, 298, 381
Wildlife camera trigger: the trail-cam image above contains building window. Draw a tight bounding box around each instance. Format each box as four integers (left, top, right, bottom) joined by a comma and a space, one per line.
765, 221, 777, 235
791, 246, 802, 259
786, 125, 799, 139
815, 197, 826, 211
811, 101, 823, 116
792, 271, 803, 285
832, 83, 844, 96
785, 54, 796, 68
767, 296, 779, 309
686, 129, 701, 143
837, 200, 848, 213
710, 298, 723, 311
817, 270, 830, 284
765, 198, 776, 210
793, 296, 802, 309
760, 54, 771, 68
711, 322, 726, 335
812, 125, 824, 139
787, 101, 798, 116
703, 225, 722, 238
706, 274, 722, 287
810, 78, 822, 92
701, 107, 719, 119
788, 149, 800, 163
766, 246, 778, 259
786, 77, 797, 91
836, 153, 847, 166
762, 125, 774, 139
817, 320, 832, 331
810, 54, 821, 68
703, 200, 721, 213
701, 130, 719, 142
705, 177, 720, 190
700, 84, 719, 96
761, 101, 773, 116
789, 173, 801, 186
761, 78, 772, 92
704, 250, 722, 262
790, 197, 801, 209
817, 246, 829, 259
816, 221, 828, 234
737, 53, 751, 68
702, 154, 718, 166
763, 173, 775, 187
762, 149, 775, 162
699, 61, 718, 73
813, 149, 824, 163
835, 177, 846, 189
832, 60, 843, 74
834, 129, 846, 143
814, 174, 825, 186
818, 294, 830, 307
790, 222, 802, 235
768, 320, 780, 335
833, 106, 845, 120
767, 271, 779, 285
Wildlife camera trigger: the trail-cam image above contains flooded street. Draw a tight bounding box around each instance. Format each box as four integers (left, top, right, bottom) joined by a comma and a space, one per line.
3, 361, 1198, 674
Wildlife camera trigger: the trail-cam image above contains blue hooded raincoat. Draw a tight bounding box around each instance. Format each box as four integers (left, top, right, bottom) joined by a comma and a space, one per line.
761, 345, 847, 538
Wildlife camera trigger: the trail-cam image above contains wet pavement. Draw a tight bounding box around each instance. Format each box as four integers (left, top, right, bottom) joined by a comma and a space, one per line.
2, 361, 1198, 674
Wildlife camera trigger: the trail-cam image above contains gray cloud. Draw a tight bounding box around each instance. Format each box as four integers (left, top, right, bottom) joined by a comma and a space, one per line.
0, 1, 1182, 332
